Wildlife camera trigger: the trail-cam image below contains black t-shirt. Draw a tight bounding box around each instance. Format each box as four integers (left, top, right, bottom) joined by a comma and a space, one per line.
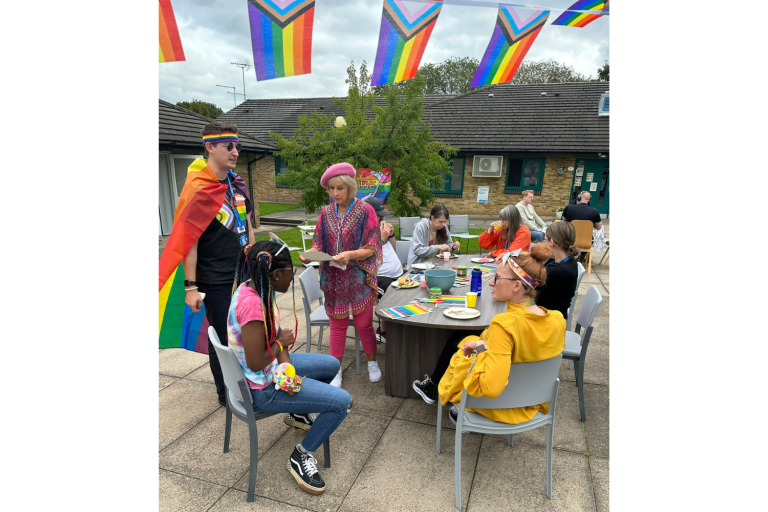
196, 178, 253, 284
536, 257, 578, 320
562, 203, 601, 225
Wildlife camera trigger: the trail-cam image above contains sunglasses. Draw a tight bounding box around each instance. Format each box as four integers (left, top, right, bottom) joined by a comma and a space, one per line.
214, 142, 241, 152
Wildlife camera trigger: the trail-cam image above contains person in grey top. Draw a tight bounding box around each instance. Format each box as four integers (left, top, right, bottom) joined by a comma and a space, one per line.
406, 205, 460, 268
515, 189, 545, 242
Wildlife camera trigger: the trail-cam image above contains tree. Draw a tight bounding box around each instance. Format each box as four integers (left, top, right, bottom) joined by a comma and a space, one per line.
597, 61, 609, 81
271, 61, 458, 216
176, 99, 224, 119
372, 56, 479, 96
510, 59, 590, 84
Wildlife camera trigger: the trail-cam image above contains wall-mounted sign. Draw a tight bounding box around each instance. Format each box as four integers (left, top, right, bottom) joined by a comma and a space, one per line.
477, 186, 489, 203
586, 172, 594, 181
574, 177, 582, 187
590, 182, 598, 192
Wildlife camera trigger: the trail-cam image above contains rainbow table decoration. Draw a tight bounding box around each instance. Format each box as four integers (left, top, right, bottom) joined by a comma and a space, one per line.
371, 0, 443, 86
551, 0, 608, 27
470, 5, 549, 88
379, 303, 432, 320
159, 0, 185, 63
247, 0, 316, 81
415, 295, 466, 307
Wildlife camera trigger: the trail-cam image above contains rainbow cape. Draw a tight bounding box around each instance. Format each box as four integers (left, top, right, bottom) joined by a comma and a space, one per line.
159, 159, 250, 354
248, 0, 316, 81
159, 0, 185, 63
551, 0, 609, 28
470, 5, 549, 88
371, 0, 443, 86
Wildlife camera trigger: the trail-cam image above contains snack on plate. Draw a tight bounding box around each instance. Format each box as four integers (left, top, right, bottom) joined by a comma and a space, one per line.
398, 275, 418, 287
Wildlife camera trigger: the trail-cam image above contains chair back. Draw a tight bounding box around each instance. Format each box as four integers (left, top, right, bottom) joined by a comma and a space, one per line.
395, 240, 411, 268
575, 285, 603, 336
464, 354, 563, 411
298, 268, 323, 307
566, 262, 587, 331
208, 326, 249, 403
399, 217, 420, 239
571, 220, 593, 250
575, 262, 586, 289
448, 214, 470, 235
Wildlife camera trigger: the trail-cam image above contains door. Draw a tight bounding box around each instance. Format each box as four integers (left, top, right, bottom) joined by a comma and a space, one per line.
569, 158, 609, 216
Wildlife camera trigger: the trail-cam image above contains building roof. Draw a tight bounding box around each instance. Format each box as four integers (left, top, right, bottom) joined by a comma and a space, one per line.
159, 99, 275, 152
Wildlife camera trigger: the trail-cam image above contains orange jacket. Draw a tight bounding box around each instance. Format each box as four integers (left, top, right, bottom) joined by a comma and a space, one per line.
478, 225, 531, 257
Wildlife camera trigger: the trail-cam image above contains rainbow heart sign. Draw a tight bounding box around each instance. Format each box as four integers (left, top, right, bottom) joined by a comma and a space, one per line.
356, 168, 392, 204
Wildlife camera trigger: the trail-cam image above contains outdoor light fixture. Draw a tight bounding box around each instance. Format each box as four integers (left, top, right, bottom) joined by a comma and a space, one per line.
488, 94, 494, 98
541, 92, 547, 96
335, 116, 347, 128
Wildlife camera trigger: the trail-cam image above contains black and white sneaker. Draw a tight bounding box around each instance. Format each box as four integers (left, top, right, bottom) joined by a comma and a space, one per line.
412, 374, 437, 404
287, 445, 326, 495
449, 404, 459, 425
376, 327, 386, 344
284, 413, 316, 432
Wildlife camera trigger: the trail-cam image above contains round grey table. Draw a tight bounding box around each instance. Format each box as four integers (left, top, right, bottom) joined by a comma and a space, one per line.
374, 254, 505, 398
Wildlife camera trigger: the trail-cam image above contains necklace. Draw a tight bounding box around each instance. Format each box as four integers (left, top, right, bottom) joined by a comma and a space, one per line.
332, 199, 355, 255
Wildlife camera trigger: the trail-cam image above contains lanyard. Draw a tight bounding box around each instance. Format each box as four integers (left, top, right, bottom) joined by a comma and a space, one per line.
546, 256, 571, 266
332, 199, 355, 255
335, 199, 354, 219
226, 171, 248, 247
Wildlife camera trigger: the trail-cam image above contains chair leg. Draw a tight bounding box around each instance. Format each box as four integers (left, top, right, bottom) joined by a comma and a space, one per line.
578, 361, 586, 423
587, 248, 593, 274
573, 359, 579, 387
247, 423, 259, 502
599, 246, 609, 266
323, 437, 331, 468
601, 253, 609, 269
546, 423, 553, 499
355, 331, 360, 375
507, 434, 514, 447
223, 404, 232, 453
436, 401, 443, 453
568, 360, 574, 370
318, 326, 324, 350
455, 427, 463, 510
305, 323, 312, 353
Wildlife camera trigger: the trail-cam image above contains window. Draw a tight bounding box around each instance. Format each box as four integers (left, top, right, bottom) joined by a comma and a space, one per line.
598, 92, 609, 116
275, 156, 290, 188
505, 157, 545, 191
432, 157, 465, 197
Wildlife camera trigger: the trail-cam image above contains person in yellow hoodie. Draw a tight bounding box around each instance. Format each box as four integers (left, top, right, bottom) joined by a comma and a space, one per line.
416, 246, 565, 424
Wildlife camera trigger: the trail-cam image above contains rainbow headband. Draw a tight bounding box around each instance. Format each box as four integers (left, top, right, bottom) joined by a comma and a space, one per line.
500, 249, 540, 289
202, 132, 239, 144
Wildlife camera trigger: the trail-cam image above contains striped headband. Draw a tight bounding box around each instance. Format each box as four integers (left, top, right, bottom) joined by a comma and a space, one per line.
500, 250, 540, 289
202, 132, 239, 144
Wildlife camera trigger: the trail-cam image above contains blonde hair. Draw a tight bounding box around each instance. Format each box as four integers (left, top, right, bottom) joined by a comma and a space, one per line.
503, 250, 547, 299
521, 190, 534, 199
326, 174, 358, 199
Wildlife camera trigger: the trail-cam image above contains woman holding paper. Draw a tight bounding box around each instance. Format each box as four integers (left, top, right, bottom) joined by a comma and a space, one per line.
299, 163, 383, 387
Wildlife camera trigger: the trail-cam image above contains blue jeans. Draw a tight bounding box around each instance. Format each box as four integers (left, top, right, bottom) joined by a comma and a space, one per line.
530, 229, 544, 241
249, 353, 351, 453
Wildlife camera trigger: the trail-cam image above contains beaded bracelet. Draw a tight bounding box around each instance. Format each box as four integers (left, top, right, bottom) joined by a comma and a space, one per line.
185, 286, 198, 291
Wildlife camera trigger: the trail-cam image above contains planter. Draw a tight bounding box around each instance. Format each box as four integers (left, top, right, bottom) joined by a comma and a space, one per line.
555, 211, 563, 220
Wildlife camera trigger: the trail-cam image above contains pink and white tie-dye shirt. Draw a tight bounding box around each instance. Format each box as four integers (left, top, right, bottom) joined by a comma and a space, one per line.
227, 282, 280, 390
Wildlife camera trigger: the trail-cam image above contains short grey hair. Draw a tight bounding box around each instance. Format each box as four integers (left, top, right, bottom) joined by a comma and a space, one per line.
326, 174, 358, 199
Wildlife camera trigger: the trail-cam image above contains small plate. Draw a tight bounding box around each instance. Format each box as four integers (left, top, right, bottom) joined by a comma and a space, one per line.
412, 262, 435, 270
435, 253, 458, 259
443, 308, 481, 320
470, 257, 495, 263
391, 281, 419, 289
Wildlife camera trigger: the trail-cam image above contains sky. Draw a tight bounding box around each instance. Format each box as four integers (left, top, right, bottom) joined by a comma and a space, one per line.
160, 0, 608, 112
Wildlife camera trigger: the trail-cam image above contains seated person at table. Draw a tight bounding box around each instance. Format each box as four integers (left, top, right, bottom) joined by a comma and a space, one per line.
563, 191, 602, 229
363, 197, 403, 343
228, 240, 353, 495
406, 205, 460, 269
516, 189, 546, 242
478, 205, 531, 259
413, 249, 565, 419
534, 222, 580, 320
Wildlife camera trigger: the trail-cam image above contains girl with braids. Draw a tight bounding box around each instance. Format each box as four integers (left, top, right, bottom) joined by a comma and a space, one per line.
535, 221, 581, 320
227, 240, 352, 496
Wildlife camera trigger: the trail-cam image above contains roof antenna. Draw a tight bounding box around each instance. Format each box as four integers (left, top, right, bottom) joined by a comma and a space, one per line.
231, 60, 252, 102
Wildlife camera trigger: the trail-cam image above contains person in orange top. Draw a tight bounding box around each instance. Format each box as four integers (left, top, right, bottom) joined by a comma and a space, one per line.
478, 205, 531, 258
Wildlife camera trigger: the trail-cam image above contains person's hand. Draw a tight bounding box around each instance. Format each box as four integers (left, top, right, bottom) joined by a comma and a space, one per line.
298, 250, 317, 264
489, 220, 501, 233
537, 228, 543, 232
277, 329, 294, 344
451, 241, 460, 250
333, 252, 350, 266
385, 223, 395, 238
185, 289, 203, 313
462, 340, 486, 357
437, 244, 451, 252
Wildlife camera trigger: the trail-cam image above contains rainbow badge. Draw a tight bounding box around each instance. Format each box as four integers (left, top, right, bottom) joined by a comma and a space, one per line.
371, 0, 443, 86
159, 0, 185, 63
551, 0, 609, 28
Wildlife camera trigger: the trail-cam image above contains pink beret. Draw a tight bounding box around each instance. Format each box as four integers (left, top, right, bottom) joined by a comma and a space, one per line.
321, 163, 357, 188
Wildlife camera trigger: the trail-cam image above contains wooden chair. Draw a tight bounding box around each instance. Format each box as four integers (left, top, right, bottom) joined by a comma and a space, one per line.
571, 220, 594, 274
599, 241, 609, 269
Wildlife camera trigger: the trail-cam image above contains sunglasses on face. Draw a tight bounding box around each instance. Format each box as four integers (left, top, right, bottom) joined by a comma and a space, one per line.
214, 142, 241, 152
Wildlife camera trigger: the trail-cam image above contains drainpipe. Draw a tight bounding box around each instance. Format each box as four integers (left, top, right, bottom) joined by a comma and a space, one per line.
247, 151, 267, 227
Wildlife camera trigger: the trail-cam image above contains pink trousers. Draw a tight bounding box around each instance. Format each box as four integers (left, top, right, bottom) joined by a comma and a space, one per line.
327, 303, 377, 358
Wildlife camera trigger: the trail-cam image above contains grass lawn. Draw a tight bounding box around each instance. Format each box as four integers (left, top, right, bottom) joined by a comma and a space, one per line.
258, 202, 301, 217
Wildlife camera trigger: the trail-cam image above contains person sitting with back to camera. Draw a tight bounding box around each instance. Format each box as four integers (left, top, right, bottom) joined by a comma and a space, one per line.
406, 205, 460, 269
478, 204, 531, 259
533, 221, 581, 320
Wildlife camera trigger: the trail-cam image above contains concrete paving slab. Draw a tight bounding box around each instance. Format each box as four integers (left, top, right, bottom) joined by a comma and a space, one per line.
590, 456, 609, 512
208, 489, 315, 512
159, 469, 227, 512
394, 397, 457, 430
159, 378, 220, 451
235, 411, 391, 512
160, 348, 209, 377
186, 363, 215, 384
160, 407, 290, 487
338, 419, 482, 512
583, 384, 609, 458
336, 354, 402, 417
512, 384, 588, 454
160, 374, 179, 391
580, 272, 602, 285
582, 342, 609, 386
467, 439, 595, 512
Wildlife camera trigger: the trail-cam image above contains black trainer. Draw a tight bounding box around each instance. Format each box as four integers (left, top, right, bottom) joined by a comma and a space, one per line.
287, 445, 326, 495
218, 396, 226, 407
412, 374, 437, 404
449, 404, 459, 425
284, 412, 316, 432
376, 326, 386, 344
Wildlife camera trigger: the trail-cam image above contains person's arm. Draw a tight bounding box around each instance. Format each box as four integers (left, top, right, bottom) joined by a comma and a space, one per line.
240, 320, 285, 374
462, 320, 513, 399
183, 242, 203, 313
532, 208, 545, 229
246, 216, 255, 245
478, 228, 499, 250
516, 204, 537, 231
411, 223, 440, 258
592, 210, 603, 230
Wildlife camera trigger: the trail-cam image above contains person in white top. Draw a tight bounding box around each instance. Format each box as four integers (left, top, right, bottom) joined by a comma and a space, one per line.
363, 197, 403, 344
515, 190, 545, 242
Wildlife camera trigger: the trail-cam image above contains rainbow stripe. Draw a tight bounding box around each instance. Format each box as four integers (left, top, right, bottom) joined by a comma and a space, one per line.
202, 133, 239, 144
371, 0, 443, 86
379, 303, 431, 320
551, 0, 608, 27
159, 0, 185, 63
248, 0, 315, 81
470, 5, 549, 88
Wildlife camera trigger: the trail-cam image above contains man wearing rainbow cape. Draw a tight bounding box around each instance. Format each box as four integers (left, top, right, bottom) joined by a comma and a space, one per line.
159, 122, 254, 407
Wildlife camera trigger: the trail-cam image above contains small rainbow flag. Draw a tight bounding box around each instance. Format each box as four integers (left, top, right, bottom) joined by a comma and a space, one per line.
379, 303, 431, 320
371, 0, 443, 86
551, 0, 609, 28
471, 5, 549, 88
248, 0, 315, 81
159, 0, 185, 63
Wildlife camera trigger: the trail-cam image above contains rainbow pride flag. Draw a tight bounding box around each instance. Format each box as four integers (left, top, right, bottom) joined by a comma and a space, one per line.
247, 0, 315, 81
379, 303, 431, 320
470, 5, 549, 88
371, 0, 443, 86
551, 0, 609, 28
159, 0, 185, 63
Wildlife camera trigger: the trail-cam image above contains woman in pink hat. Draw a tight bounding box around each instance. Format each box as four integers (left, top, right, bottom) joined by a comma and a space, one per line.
299, 163, 383, 387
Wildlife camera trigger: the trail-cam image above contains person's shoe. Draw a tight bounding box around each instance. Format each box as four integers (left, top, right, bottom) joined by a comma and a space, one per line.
284, 413, 316, 432
287, 445, 326, 495
412, 374, 437, 404
218, 396, 227, 407
375, 327, 386, 344
330, 368, 343, 388
368, 360, 382, 383
449, 404, 459, 425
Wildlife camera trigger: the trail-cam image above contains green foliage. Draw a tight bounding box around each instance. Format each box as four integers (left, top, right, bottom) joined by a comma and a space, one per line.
511, 59, 591, 84
372, 56, 479, 96
270, 61, 458, 217
176, 99, 225, 119
597, 61, 609, 81
258, 202, 300, 217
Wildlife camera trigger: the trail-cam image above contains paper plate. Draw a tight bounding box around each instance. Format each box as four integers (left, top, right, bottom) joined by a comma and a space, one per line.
412, 262, 435, 270
391, 281, 419, 289
443, 308, 481, 320
470, 257, 495, 263
435, 253, 458, 259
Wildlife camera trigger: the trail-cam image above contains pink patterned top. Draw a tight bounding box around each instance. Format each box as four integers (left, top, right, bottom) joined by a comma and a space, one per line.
313, 199, 383, 319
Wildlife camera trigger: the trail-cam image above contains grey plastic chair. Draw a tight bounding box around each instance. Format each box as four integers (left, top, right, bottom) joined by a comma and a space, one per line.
437, 354, 563, 509
208, 326, 331, 502
398, 217, 420, 241
394, 240, 411, 271
566, 262, 587, 332
447, 214, 478, 253
562, 285, 603, 422
298, 269, 361, 374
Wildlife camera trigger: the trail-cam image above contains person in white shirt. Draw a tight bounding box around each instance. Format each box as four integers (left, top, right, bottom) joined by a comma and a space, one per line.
363, 197, 403, 343
515, 189, 545, 242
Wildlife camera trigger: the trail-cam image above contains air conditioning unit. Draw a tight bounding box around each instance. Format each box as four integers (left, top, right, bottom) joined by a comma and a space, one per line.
472, 155, 504, 178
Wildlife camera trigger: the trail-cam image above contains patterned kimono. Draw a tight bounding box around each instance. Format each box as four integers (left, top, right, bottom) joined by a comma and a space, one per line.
313, 199, 383, 319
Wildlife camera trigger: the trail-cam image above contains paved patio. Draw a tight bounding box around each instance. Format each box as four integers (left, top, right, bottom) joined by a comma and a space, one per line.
159, 222, 609, 512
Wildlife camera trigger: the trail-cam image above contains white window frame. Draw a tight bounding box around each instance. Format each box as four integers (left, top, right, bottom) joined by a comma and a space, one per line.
598, 92, 609, 116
